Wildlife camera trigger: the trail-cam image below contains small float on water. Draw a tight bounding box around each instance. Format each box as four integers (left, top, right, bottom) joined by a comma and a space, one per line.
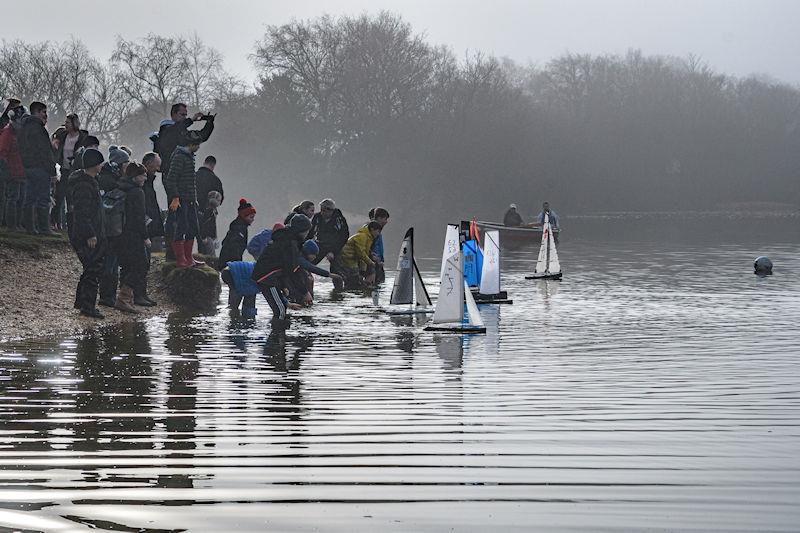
525, 213, 562, 280
383, 227, 434, 315
424, 224, 486, 334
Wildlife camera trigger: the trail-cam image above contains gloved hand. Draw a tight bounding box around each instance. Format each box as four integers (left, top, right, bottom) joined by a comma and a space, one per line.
169, 197, 180, 212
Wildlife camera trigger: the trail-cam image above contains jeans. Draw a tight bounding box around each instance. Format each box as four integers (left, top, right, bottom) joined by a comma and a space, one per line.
23, 168, 51, 209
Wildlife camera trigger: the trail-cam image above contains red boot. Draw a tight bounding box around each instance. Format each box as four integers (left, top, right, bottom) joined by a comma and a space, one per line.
171, 239, 190, 268
184, 239, 205, 267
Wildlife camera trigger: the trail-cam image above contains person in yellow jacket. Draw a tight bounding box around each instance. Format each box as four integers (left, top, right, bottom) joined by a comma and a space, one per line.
332, 221, 383, 288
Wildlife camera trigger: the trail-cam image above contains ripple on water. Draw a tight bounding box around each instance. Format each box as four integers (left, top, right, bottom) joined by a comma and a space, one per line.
1, 241, 799, 532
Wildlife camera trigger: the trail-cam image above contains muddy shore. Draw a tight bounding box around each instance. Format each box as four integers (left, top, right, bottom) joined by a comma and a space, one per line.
0, 229, 180, 342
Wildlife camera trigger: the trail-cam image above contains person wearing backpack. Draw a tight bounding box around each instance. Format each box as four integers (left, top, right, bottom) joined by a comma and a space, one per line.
66, 148, 107, 319
108, 163, 151, 313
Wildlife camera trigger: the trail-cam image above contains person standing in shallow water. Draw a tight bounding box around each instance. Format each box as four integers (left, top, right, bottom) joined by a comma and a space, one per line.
309, 198, 349, 266
66, 148, 107, 319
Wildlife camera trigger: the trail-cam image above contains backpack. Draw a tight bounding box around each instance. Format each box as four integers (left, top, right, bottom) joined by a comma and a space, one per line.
102, 188, 127, 237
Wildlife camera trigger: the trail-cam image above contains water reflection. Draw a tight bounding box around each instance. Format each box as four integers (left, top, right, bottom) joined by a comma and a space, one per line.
1, 241, 799, 531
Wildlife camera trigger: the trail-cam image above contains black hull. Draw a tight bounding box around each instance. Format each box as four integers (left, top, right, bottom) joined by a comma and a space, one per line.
525, 272, 563, 280
424, 325, 486, 334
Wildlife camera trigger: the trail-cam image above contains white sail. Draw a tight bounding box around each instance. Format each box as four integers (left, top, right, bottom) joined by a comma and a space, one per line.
479, 230, 501, 295
440, 224, 460, 280
534, 214, 561, 275
390, 228, 414, 305
433, 248, 464, 324
464, 280, 484, 327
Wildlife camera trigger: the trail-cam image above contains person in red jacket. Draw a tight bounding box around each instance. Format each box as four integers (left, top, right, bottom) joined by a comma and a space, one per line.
0, 100, 27, 231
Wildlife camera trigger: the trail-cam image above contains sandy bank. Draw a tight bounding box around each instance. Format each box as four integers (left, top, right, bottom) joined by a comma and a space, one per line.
0, 229, 179, 342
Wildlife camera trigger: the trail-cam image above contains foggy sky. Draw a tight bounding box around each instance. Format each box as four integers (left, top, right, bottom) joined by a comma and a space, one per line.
4, 0, 799, 87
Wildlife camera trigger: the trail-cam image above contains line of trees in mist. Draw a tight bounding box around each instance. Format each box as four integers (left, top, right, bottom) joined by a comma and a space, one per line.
2, 12, 798, 227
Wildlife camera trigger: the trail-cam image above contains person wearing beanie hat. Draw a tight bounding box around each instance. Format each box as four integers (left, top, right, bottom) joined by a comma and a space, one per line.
108, 162, 150, 313
309, 197, 349, 265
65, 147, 107, 319
217, 198, 256, 272
108, 145, 130, 166
251, 213, 313, 320
291, 239, 344, 299
503, 203, 523, 227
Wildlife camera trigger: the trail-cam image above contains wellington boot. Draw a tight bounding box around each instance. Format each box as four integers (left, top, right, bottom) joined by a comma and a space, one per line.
80, 307, 105, 319
134, 295, 157, 307
183, 239, 205, 267
36, 207, 57, 236
22, 207, 38, 235
171, 240, 191, 268
5, 205, 18, 232
115, 286, 140, 314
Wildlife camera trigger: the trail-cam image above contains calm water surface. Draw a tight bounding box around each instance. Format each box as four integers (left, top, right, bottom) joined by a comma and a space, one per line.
1, 240, 799, 532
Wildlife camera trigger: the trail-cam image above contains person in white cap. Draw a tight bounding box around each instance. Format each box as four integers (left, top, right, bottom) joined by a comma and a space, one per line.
503, 203, 523, 227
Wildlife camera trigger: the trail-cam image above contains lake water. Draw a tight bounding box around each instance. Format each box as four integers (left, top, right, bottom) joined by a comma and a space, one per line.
1, 238, 799, 532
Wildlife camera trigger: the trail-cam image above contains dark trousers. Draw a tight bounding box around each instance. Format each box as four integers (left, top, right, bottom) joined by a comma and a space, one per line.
2, 179, 24, 226
222, 270, 257, 313
115, 237, 148, 292
23, 168, 50, 209
71, 237, 107, 310
173, 202, 199, 241
134, 247, 152, 298
312, 243, 342, 265
51, 170, 69, 228
99, 250, 119, 302
260, 285, 288, 320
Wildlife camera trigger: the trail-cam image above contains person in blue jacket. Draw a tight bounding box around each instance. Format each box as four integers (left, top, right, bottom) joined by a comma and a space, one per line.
221, 261, 260, 317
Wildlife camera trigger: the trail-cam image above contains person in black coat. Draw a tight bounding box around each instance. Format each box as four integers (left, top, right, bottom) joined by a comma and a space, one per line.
217, 198, 256, 270
156, 103, 215, 179
309, 198, 349, 265
18, 101, 57, 235
252, 214, 312, 321
110, 163, 151, 313
196, 155, 223, 254
65, 149, 107, 318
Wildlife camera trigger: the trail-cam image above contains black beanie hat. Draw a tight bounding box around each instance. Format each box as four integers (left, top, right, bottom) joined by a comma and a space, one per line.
288, 213, 311, 234
82, 148, 104, 169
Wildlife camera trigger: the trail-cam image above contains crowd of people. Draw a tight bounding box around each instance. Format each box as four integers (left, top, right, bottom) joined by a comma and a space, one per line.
1, 98, 391, 324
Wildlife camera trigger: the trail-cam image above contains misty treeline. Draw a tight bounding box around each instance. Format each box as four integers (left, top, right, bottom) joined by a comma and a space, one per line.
2, 12, 798, 223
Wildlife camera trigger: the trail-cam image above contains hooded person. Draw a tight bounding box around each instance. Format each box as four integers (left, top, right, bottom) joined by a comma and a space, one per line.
217, 198, 256, 270
0, 101, 27, 231
246, 222, 284, 260
65, 148, 107, 318
251, 213, 313, 320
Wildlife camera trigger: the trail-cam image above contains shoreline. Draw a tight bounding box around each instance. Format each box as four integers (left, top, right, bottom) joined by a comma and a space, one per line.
0, 229, 179, 343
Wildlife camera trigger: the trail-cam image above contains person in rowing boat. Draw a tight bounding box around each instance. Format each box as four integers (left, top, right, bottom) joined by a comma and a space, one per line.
503, 204, 523, 227
533, 201, 560, 245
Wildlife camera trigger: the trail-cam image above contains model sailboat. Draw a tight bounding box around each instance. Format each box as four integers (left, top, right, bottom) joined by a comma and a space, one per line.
472, 230, 513, 304
525, 213, 562, 280
425, 225, 486, 334
384, 227, 433, 315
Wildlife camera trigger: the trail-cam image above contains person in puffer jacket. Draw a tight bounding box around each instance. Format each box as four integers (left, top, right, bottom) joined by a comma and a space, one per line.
251, 214, 313, 321
221, 261, 260, 318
